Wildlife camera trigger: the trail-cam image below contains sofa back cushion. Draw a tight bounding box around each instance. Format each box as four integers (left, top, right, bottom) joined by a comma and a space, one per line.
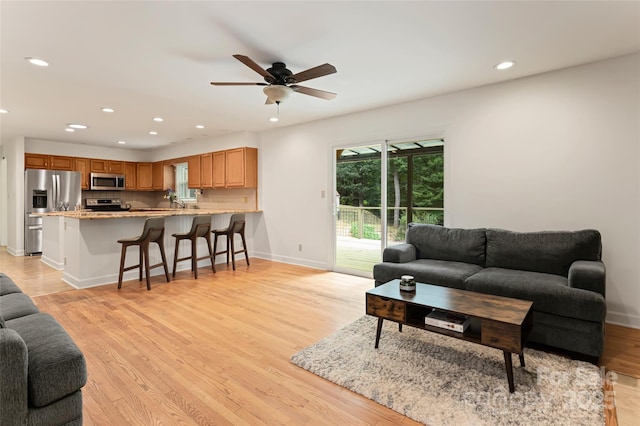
407, 224, 486, 266
485, 228, 601, 276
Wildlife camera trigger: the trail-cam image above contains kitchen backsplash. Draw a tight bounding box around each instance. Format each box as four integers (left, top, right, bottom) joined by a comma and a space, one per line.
81, 188, 257, 210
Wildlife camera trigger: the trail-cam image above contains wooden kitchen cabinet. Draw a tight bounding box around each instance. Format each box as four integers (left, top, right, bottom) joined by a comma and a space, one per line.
90, 159, 125, 173
187, 155, 201, 189
212, 151, 226, 188
137, 163, 153, 190
49, 156, 74, 171
125, 162, 137, 190
152, 161, 174, 191
74, 158, 90, 189
225, 147, 257, 188
200, 152, 213, 189
25, 154, 74, 171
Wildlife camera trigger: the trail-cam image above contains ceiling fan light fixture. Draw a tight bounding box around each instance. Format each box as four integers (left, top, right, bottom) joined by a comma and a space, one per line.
263, 85, 293, 104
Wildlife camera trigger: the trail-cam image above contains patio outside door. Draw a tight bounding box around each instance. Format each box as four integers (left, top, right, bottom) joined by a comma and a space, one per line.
333, 138, 444, 277
334, 143, 385, 276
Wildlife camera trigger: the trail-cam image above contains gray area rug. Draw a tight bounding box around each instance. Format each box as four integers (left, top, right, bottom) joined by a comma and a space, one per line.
291, 316, 604, 426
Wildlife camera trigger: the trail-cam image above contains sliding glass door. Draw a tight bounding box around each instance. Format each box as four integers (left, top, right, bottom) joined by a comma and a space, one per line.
334, 143, 384, 275
333, 138, 444, 277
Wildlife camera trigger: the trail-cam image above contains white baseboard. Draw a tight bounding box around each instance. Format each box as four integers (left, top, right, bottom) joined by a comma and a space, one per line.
40, 255, 64, 271
606, 311, 640, 329
6, 246, 24, 256
252, 251, 327, 270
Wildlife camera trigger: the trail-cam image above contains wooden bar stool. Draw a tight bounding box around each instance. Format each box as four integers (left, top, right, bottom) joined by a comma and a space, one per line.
117, 217, 170, 290
212, 213, 249, 271
171, 215, 214, 279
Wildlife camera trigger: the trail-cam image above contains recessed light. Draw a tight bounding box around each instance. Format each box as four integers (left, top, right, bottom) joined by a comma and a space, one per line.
149, 131, 158, 135
494, 61, 515, 70
0, 109, 8, 114
65, 128, 75, 132
153, 117, 164, 122
25, 57, 49, 67
195, 125, 204, 129
269, 117, 279, 122
101, 107, 115, 113
67, 123, 88, 129
117, 141, 126, 145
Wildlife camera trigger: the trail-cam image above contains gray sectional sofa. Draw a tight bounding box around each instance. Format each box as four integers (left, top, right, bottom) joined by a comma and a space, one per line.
373, 224, 606, 359
0, 273, 87, 425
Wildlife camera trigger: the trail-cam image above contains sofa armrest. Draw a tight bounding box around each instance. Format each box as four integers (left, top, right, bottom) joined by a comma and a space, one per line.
382, 243, 417, 263
569, 260, 606, 297
0, 328, 28, 425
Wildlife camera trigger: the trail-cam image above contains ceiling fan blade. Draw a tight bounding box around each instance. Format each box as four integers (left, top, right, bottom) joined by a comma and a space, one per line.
233, 54, 275, 82
291, 85, 337, 100
210, 82, 268, 86
289, 63, 336, 83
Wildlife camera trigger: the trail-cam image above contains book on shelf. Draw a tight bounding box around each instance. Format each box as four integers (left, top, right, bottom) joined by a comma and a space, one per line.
424, 309, 470, 333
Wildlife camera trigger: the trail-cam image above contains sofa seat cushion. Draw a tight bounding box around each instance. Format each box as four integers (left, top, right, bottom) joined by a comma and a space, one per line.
5, 313, 87, 407
374, 259, 483, 289
0, 293, 40, 321
0, 273, 23, 296
464, 267, 606, 322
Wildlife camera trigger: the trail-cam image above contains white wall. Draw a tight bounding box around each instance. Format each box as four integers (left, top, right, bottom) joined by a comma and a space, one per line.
257, 53, 640, 328
150, 131, 258, 162
3, 137, 26, 255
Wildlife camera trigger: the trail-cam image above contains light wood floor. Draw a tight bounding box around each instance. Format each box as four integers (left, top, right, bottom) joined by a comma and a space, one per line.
1, 248, 638, 425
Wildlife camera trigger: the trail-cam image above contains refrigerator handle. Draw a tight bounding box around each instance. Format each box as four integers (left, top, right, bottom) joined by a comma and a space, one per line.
52, 174, 58, 210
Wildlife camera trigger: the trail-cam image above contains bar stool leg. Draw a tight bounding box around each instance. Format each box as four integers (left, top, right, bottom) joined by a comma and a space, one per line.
226, 235, 231, 266
138, 245, 143, 282
142, 242, 151, 291
230, 233, 236, 271
118, 244, 127, 289
172, 238, 180, 278
158, 240, 170, 283
206, 234, 215, 273
191, 237, 198, 279
213, 233, 219, 272
240, 230, 249, 266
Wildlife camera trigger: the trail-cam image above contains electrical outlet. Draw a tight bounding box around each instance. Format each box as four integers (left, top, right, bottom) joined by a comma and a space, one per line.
298, 244, 303, 252
321, 190, 326, 198
64, 257, 67, 266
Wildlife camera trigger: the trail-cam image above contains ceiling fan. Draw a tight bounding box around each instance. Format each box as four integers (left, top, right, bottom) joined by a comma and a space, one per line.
211, 54, 337, 105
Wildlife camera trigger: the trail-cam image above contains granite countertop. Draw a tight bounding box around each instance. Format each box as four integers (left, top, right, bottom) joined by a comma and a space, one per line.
39, 208, 262, 220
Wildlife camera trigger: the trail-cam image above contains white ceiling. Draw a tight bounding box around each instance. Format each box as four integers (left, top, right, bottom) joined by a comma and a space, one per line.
1, 1, 638, 150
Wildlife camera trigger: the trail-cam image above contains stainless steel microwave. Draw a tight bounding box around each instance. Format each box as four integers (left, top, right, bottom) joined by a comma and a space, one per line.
90, 173, 125, 191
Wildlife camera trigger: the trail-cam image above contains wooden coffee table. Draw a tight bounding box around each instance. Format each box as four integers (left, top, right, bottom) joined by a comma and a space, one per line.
366, 279, 533, 393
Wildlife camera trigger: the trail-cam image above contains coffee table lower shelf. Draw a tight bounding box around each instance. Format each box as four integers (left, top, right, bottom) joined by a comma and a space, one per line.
366, 280, 533, 393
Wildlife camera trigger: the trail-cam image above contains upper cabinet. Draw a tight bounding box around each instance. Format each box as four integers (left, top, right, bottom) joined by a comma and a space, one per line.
137, 163, 153, 191
23, 147, 257, 192
74, 158, 90, 190
225, 147, 257, 188
124, 162, 137, 190
200, 153, 213, 189
90, 159, 125, 174
25, 154, 74, 171
212, 151, 226, 188
187, 155, 201, 189
212, 148, 257, 188
152, 161, 174, 191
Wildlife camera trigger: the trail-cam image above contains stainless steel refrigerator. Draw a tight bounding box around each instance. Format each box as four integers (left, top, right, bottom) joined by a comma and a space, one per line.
24, 169, 82, 255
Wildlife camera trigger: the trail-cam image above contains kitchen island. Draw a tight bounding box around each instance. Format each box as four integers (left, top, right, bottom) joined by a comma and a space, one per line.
40, 209, 262, 288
